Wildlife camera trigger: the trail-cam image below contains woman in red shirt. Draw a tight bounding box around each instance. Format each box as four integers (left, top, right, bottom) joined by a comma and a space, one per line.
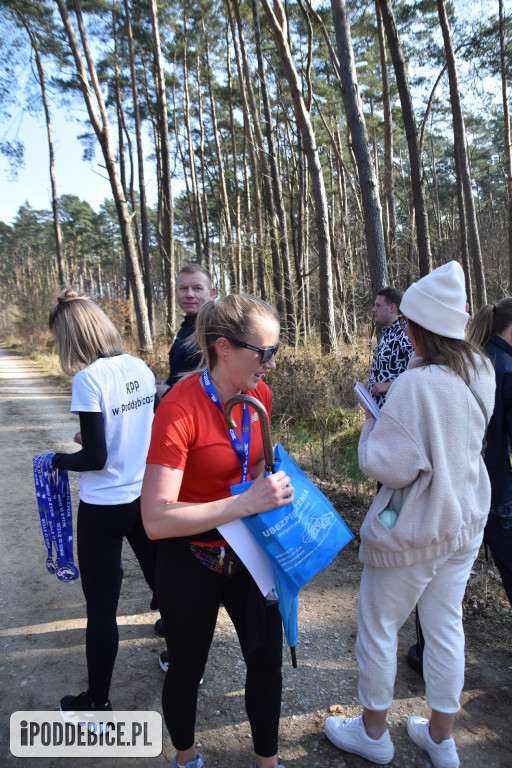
141, 294, 293, 768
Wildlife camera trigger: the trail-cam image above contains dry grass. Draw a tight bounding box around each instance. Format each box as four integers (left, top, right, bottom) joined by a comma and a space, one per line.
0, 328, 71, 389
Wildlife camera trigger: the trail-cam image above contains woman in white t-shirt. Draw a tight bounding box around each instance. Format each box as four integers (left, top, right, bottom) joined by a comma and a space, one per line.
49, 290, 157, 717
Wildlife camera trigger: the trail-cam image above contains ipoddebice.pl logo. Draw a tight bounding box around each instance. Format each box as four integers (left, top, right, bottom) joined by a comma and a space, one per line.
10, 711, 162, 757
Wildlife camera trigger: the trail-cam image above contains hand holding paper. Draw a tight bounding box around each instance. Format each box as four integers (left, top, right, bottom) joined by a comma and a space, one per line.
354, 381, 380, 419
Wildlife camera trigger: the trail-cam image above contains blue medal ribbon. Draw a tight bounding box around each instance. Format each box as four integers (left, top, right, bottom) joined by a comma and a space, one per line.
33, 453, 79, 581
201, 368, 251, 482
55, 459, 78, 581
33, 454, 57, 574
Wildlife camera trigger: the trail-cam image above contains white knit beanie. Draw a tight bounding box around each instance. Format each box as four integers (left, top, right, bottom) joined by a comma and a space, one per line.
400, 261, 469, 340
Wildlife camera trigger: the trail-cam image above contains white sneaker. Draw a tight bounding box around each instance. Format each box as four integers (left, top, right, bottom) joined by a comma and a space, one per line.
159, 649, 169, 672
324, 714, 394, 764
407, 716, 460, 768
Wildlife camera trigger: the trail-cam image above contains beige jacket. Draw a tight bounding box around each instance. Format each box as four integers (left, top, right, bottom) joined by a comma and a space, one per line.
358, 354, 495, 568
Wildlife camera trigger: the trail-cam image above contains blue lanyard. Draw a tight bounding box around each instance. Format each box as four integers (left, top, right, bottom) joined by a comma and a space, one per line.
33, 454, 57, 574
33, 454, 79, 582
201, 368, 251, 483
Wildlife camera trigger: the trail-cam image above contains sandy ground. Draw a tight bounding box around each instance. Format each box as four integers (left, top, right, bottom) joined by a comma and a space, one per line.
1, 343, 511, 768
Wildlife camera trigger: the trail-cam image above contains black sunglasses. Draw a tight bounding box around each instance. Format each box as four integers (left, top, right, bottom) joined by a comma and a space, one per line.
220, 336, 280, 364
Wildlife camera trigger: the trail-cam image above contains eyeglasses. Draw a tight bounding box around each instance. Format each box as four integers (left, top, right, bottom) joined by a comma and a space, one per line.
220, 336, 280, 364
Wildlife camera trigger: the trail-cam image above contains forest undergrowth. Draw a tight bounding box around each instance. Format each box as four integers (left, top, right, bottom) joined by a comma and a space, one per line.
1, 322, 510, 625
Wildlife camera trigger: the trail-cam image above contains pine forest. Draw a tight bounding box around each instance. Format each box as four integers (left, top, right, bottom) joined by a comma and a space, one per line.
0, 0, 510, 353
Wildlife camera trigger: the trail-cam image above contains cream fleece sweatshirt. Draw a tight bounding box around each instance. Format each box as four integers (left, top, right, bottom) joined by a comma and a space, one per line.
358, 354, 496, 568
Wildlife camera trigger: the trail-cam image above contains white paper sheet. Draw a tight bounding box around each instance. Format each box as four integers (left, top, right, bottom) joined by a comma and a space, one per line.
354, 381, 380, 419
217, 519, 275, 596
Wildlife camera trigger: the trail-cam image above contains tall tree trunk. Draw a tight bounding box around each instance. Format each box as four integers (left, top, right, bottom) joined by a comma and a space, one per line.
429, 133, 443, 261
436, 0, 486, 305
251, 0, 296, 344
20, 17, 65, 287
182, 32, 205, 263
115, 49, 145, 284
302, 0, 364, 224
261, 0, 337, 352
173, 84, 201, 268
226, 0, 264, 296
242, 138, 257, 294
230, 0, 284, 319
454, 148, 473, 313
375, 0, 397, 273
290, 154, 306, 341
55, 0, 152, 349
378, 0, 431, 278
225, 25, 244, 293
112, 11, 128, 202
149, 0, 175, 332
206, 35, 232, 278
196, 50, 210, 269
331, 0, 388, 296
499, 0, 512, 293
123, 0, 154, 335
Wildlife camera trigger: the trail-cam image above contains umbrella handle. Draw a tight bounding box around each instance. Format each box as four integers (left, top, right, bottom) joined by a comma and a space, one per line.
224, 394, 274, 473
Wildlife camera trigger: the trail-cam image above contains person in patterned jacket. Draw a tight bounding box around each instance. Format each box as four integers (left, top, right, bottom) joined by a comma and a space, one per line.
367, 286, 414, 408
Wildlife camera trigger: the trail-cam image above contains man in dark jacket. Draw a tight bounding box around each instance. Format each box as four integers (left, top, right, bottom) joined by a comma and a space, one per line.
156, 263, 216, 398
483, 333, 512, 605
366, 286, 414, 408
154, 263, 215, 667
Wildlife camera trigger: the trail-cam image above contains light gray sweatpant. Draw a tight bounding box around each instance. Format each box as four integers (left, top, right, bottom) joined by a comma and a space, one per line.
355, 532, 482, 713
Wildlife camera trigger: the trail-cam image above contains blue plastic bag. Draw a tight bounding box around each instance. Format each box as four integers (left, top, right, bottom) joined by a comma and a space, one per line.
230, 443, 353, 598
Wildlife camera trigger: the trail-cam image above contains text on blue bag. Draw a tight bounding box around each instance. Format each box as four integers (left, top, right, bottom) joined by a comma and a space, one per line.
231, 443, 353, 597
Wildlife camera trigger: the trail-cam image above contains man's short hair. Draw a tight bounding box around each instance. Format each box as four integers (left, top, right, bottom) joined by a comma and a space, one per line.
377, 286, 402, 309
178, 263, 213, 284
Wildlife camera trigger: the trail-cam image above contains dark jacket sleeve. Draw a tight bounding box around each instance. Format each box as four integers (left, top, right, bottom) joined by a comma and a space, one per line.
52, 411, 107, 472
502, 372, 512, 445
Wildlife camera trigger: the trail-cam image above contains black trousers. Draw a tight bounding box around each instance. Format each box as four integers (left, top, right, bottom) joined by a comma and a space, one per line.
156, 539, 283, 757
484, 513, 512, 606
77, 497, 156, 702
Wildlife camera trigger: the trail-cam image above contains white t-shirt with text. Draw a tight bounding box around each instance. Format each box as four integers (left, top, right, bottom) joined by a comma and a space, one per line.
70, 354, 155, 505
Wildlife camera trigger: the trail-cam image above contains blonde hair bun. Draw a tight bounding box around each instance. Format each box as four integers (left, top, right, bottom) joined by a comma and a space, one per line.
58, 289, 83, 303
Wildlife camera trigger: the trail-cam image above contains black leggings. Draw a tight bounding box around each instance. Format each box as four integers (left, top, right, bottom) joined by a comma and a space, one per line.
77, 498, 156, 702
156, 539, 283, 757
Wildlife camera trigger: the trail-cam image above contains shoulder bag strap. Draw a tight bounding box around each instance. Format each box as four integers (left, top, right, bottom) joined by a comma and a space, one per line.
466, 383, 489, 458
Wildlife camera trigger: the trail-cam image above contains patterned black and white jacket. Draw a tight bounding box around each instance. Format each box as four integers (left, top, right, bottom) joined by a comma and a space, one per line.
367, 319, 414, 408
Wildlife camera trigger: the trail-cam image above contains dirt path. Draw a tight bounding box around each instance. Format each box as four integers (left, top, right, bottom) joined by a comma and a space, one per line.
1, 344, 511, 767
